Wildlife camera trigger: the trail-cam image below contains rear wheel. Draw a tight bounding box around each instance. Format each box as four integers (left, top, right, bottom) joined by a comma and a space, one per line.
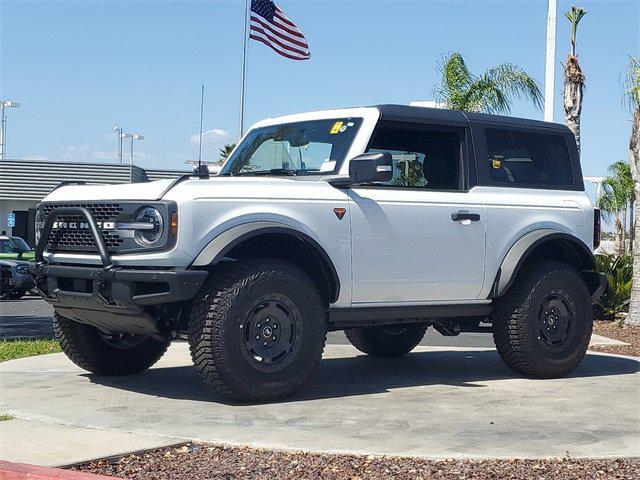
345, 324, 428, 357
54, 313, 170, 375
491, 260, 592, 378
188, 258, 327, 403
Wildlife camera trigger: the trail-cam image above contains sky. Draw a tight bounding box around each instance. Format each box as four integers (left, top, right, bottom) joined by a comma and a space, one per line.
1, 0, 639, 178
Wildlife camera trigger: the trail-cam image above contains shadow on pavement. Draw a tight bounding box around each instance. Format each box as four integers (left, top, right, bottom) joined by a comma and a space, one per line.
86, 350, 639, 405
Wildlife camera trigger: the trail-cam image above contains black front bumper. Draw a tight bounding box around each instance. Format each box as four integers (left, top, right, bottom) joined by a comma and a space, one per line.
32, 205, 207, 335
31, 263, 207, 335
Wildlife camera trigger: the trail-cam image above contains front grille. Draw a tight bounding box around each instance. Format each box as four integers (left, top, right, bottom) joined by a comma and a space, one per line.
41, 203, 124, 222
41, 203, 125, 254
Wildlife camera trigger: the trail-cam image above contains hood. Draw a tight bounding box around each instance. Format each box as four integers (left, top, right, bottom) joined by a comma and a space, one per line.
0, 259, 30, 267
43, 179, 175, 202
164, 176, 347, 202
43, 176, 347, 203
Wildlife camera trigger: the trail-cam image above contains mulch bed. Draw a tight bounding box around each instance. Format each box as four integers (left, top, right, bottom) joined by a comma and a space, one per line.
591, 319, 640, 357
73, 443, 639, 480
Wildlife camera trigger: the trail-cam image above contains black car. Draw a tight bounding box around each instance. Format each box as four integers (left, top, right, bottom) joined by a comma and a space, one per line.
0, 259, 35, 300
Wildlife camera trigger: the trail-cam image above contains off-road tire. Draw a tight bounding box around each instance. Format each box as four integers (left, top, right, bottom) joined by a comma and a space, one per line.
491, 260, 592, 378
345, 324, 428, 357
54, 313, 170, 375
1, 289, 26, 300
188, 258, 327, 403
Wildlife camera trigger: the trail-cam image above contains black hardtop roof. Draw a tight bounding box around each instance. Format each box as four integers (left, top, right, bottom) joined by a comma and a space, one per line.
374, 104, 571, 133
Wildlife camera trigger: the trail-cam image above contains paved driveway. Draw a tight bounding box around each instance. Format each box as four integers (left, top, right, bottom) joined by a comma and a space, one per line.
1, 342, 638, 465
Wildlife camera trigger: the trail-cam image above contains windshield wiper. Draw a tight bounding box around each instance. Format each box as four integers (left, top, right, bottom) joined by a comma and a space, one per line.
242, 168, 298, 176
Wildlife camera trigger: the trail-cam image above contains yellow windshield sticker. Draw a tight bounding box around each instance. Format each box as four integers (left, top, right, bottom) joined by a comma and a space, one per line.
330, 121, 344, 134
492, 158, 502, 169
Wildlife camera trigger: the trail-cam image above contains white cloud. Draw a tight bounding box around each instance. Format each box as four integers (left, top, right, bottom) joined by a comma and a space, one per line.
22, 154, 49, 161
189, 128, 230, 145
59, 144, 91, 155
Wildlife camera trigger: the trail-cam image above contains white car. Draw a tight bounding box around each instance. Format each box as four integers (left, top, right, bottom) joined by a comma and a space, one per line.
32, 105, 606, 402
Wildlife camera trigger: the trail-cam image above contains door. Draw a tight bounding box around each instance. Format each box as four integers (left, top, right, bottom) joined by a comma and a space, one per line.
349, 122, 486, 304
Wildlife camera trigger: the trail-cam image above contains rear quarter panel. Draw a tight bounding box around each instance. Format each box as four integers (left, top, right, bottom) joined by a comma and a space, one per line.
477, 186, 594, 299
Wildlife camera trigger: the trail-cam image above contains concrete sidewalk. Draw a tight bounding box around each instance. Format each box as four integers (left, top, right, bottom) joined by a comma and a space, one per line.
1, 343, 638, 466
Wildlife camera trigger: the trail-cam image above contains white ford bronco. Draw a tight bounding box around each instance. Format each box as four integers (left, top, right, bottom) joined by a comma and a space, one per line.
32, 105, 606, 402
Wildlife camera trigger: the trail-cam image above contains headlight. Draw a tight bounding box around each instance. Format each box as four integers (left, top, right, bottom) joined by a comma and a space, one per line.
15, 264, 29, 275
134, 207, 164, 246
35, 208, 43, 245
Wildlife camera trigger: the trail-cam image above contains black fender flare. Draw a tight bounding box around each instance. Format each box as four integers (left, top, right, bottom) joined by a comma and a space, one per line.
191, 222, 341, 303
492, 230, 596, 298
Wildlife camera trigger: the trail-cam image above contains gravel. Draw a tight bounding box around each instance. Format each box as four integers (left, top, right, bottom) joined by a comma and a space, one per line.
591, 320, 640, 357
73, 443, 640, 480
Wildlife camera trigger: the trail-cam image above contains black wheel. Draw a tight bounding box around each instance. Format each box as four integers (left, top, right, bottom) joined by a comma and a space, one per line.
345, 324, 428, 357
491, 260, 592, 378
54, 313, 170, 375
1, 289, 26, 300
188, 258, 327, 403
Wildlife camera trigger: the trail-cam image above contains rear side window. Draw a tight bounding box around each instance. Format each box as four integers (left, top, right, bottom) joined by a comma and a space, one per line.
485, 129, 574, 187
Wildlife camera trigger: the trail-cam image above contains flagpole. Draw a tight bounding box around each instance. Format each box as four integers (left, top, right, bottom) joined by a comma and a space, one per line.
238, 0, 250, 140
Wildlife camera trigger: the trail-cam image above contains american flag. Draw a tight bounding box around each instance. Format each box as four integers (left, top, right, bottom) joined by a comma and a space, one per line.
250, 0, 310, 61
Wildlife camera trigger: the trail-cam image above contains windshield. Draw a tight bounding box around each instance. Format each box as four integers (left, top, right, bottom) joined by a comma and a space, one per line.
11, 237, 30, 251
220, 118, 363, 176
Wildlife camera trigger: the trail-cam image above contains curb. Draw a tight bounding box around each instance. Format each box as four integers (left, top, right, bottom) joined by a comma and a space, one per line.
0, 461, 116, 480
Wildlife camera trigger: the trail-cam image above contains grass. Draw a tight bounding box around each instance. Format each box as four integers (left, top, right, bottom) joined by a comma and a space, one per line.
0, 339, 61, 362
0, 414, 15, 421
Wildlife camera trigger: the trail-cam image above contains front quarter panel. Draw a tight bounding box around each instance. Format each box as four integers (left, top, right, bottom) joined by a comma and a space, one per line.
169, 178, 353, 306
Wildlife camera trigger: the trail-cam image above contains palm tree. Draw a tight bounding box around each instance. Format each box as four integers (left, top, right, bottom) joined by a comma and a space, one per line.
623, 56, 640, 325
563, 5, 587, 154
609, 160, 634, 253
218, 144, 236, 163
598, 178, 625, 256
598, 161, 634, 256
434, 52, 543, 114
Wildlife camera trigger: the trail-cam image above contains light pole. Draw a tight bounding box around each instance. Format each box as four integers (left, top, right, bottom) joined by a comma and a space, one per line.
113, 126, 124, 164
1, 100, 20, 160
121, 132, 143, 182
544, 0, 557, 122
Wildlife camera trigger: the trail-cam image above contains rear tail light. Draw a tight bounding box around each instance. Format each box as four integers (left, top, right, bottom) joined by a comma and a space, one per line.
593, 208, 601, 250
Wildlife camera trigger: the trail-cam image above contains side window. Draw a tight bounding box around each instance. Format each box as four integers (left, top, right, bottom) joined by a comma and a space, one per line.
366, 123, 462, 190
485, 129, 574, 187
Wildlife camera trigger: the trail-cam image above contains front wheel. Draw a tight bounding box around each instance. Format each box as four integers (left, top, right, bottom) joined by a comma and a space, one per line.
491, 260, 592, 378
188, 258, 327, 403
54, 314, 170, 375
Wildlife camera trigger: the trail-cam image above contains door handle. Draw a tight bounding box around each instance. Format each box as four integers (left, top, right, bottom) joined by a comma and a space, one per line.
451, 211, 480, 222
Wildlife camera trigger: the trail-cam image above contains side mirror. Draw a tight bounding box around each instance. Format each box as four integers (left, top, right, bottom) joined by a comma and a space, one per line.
349, 152, 393, 184
326, 152, 393, 188
348, 152, 393, 185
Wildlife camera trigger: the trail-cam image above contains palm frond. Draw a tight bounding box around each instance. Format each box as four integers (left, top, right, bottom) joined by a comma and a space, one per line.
462, 64, 543, 114
463, 77, 511, 114
622, 56, 640, 113
434, 52, 473, 110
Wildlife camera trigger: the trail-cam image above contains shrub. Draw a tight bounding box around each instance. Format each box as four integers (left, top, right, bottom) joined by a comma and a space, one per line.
594, 254, 633, 319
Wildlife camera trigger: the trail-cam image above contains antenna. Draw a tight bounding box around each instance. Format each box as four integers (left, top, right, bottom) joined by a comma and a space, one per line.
195, 84, 209, 177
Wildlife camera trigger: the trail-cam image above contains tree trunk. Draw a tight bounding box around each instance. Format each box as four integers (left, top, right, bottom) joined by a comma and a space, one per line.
630, 201, 635, 254
627, 108, 640, 325
564, 56, 585, 154
614, 215, 623, 257
622, 207, 627, 254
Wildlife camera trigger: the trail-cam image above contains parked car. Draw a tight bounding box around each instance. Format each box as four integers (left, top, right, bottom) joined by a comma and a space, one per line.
0, 259, 35, 300
31, 105, 606, 402
0, 235, 35, 261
